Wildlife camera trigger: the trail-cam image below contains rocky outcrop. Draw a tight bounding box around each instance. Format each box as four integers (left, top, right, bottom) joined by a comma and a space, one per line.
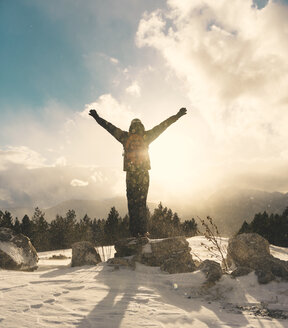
227, 233, 270, 268
227, 233, 288, 284
141, 237, 196, 273
114, 237, 149, 258
71, 241, 101, 267
230, 266, 253, 278
107, 257, 136, 270
0, 228, 38, 271
199, 260, 222, 283
114, 236, 196, 274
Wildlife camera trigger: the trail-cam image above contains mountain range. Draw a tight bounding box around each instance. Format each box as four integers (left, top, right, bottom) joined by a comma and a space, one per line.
2, 189, 288, 236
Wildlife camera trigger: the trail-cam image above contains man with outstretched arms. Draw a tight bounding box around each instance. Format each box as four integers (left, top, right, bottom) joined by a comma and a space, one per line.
89, 107, 187, 237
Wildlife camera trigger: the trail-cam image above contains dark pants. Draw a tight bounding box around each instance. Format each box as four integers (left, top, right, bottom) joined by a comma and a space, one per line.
126, 170, 149, 237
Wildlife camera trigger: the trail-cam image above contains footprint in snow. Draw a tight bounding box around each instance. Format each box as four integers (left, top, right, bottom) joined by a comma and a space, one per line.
43, 298, 55, 304
31, 303, 43, 309
64, 286, 85, 291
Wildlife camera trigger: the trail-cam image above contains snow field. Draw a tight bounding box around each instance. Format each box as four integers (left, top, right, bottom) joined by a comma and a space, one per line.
0, 236, 287, 327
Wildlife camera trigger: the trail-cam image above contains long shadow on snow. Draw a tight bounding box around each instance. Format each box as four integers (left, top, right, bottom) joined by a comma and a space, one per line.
76, 263, 140, 328
75, 263, 253, 328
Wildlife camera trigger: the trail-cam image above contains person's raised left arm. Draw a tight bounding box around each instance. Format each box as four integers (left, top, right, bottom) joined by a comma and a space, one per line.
145, 108, 187, 144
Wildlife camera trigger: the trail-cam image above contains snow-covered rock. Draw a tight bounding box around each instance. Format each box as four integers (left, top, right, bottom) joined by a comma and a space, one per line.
114, 236, 149, 257
227, 233, 288, 284
71, 241, 101, 267
199, 259, 222, 283
227, 233, 270, 268
114, 236, 196, 274
0, 227, 38, 271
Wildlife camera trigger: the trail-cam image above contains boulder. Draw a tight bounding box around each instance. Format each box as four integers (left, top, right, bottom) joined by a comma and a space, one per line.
107, 257, 136, 270
113, 236, 196, 274
230, 266, 253, 278
227, 233, 288, 284
255, 269, 276, 284
142, 237, 196, 273
0, 227, 38, 271
253, 256, 288, 283
199, 260, 222, 283
160, 251, 195, 274
114, 237, 149, 257
227, 233, 270, 268
71, 241, 101, 267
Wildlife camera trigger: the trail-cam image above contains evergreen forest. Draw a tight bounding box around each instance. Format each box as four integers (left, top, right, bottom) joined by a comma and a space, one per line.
0, 203, 198, 252
237, 207, 288, 247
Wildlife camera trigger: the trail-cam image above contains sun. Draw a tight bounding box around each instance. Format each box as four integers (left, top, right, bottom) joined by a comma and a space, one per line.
149, 134, 199, 194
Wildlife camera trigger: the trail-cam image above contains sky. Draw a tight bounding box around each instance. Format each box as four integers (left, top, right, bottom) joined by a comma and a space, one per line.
1, 0, 288, 210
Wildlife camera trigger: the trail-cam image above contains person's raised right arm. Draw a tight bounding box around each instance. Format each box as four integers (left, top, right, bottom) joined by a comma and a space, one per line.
89, 109, 127, 144
145, 108, 187, 144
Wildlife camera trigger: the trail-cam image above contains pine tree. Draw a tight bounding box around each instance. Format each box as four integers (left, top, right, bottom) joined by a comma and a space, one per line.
31, 207, 49, 251
64, 209, 77, 246
149, 203, 193, 238
91, 218, 106, 246
237, 207, 288, 247
0, 211, 14, 229
49, 215, 65, 250
181, 218, 198, 237
104, 207, 121, 245
21, 214, 33, 238
237, 220, 251, 234
172, 213, 181, 236
149, 203, 167, 238
76, 214, 93, 242
49, 210, 77, 250
118, 214, 130, 239
14, 217, 21, 233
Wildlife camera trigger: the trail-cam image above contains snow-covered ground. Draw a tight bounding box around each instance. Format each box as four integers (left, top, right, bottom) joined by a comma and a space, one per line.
1, 236, 288, 327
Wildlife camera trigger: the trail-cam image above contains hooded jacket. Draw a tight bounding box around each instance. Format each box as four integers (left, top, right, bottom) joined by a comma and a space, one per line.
93, 114, 181, 171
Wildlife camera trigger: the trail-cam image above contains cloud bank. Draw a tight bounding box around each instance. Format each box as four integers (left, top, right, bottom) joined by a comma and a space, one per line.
136, 0, 288, 191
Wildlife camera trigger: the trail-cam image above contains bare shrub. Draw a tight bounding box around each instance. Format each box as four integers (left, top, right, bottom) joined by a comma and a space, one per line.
198, 216, 228, 272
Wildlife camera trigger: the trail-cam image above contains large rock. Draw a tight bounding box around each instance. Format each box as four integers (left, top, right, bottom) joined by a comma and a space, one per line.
71, 241, 101, 267
114, 237, 149, 257
107, 257, 136, 270
230, 266, 253, 278
114, 236, 196, 274
199, 260, 222, 283
0, 228, 38, 271
227, 233, 288, 284
227, 233, 270, 268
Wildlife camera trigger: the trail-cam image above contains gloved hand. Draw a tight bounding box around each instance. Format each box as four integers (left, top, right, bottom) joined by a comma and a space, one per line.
177, 107, 187, 117
89, 109, 99, 118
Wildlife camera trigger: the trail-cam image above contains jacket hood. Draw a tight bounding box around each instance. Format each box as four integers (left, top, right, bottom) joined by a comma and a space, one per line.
129, 118, 145, 135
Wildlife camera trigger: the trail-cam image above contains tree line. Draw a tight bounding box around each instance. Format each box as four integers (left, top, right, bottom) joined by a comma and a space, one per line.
237, 207, 288, 247
0, 203, 198, 252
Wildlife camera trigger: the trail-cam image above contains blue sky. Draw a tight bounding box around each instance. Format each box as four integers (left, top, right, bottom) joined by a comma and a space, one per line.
0, 0, 164, 115
1, 0, 288, 210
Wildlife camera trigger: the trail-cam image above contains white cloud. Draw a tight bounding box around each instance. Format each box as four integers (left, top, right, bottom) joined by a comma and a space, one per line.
70, 179, 89, 187
55, 156, 67, 167
0, 162, 124, 208
110, 57, 119, 64
80, 93, 135, 125
136, 0, 288, 169
0, 188, 12, 205
0, 146, 47, 170
126, 81, 141, 97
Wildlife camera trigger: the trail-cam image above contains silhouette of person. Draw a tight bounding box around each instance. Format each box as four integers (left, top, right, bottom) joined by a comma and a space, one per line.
89, 108, 187, 237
